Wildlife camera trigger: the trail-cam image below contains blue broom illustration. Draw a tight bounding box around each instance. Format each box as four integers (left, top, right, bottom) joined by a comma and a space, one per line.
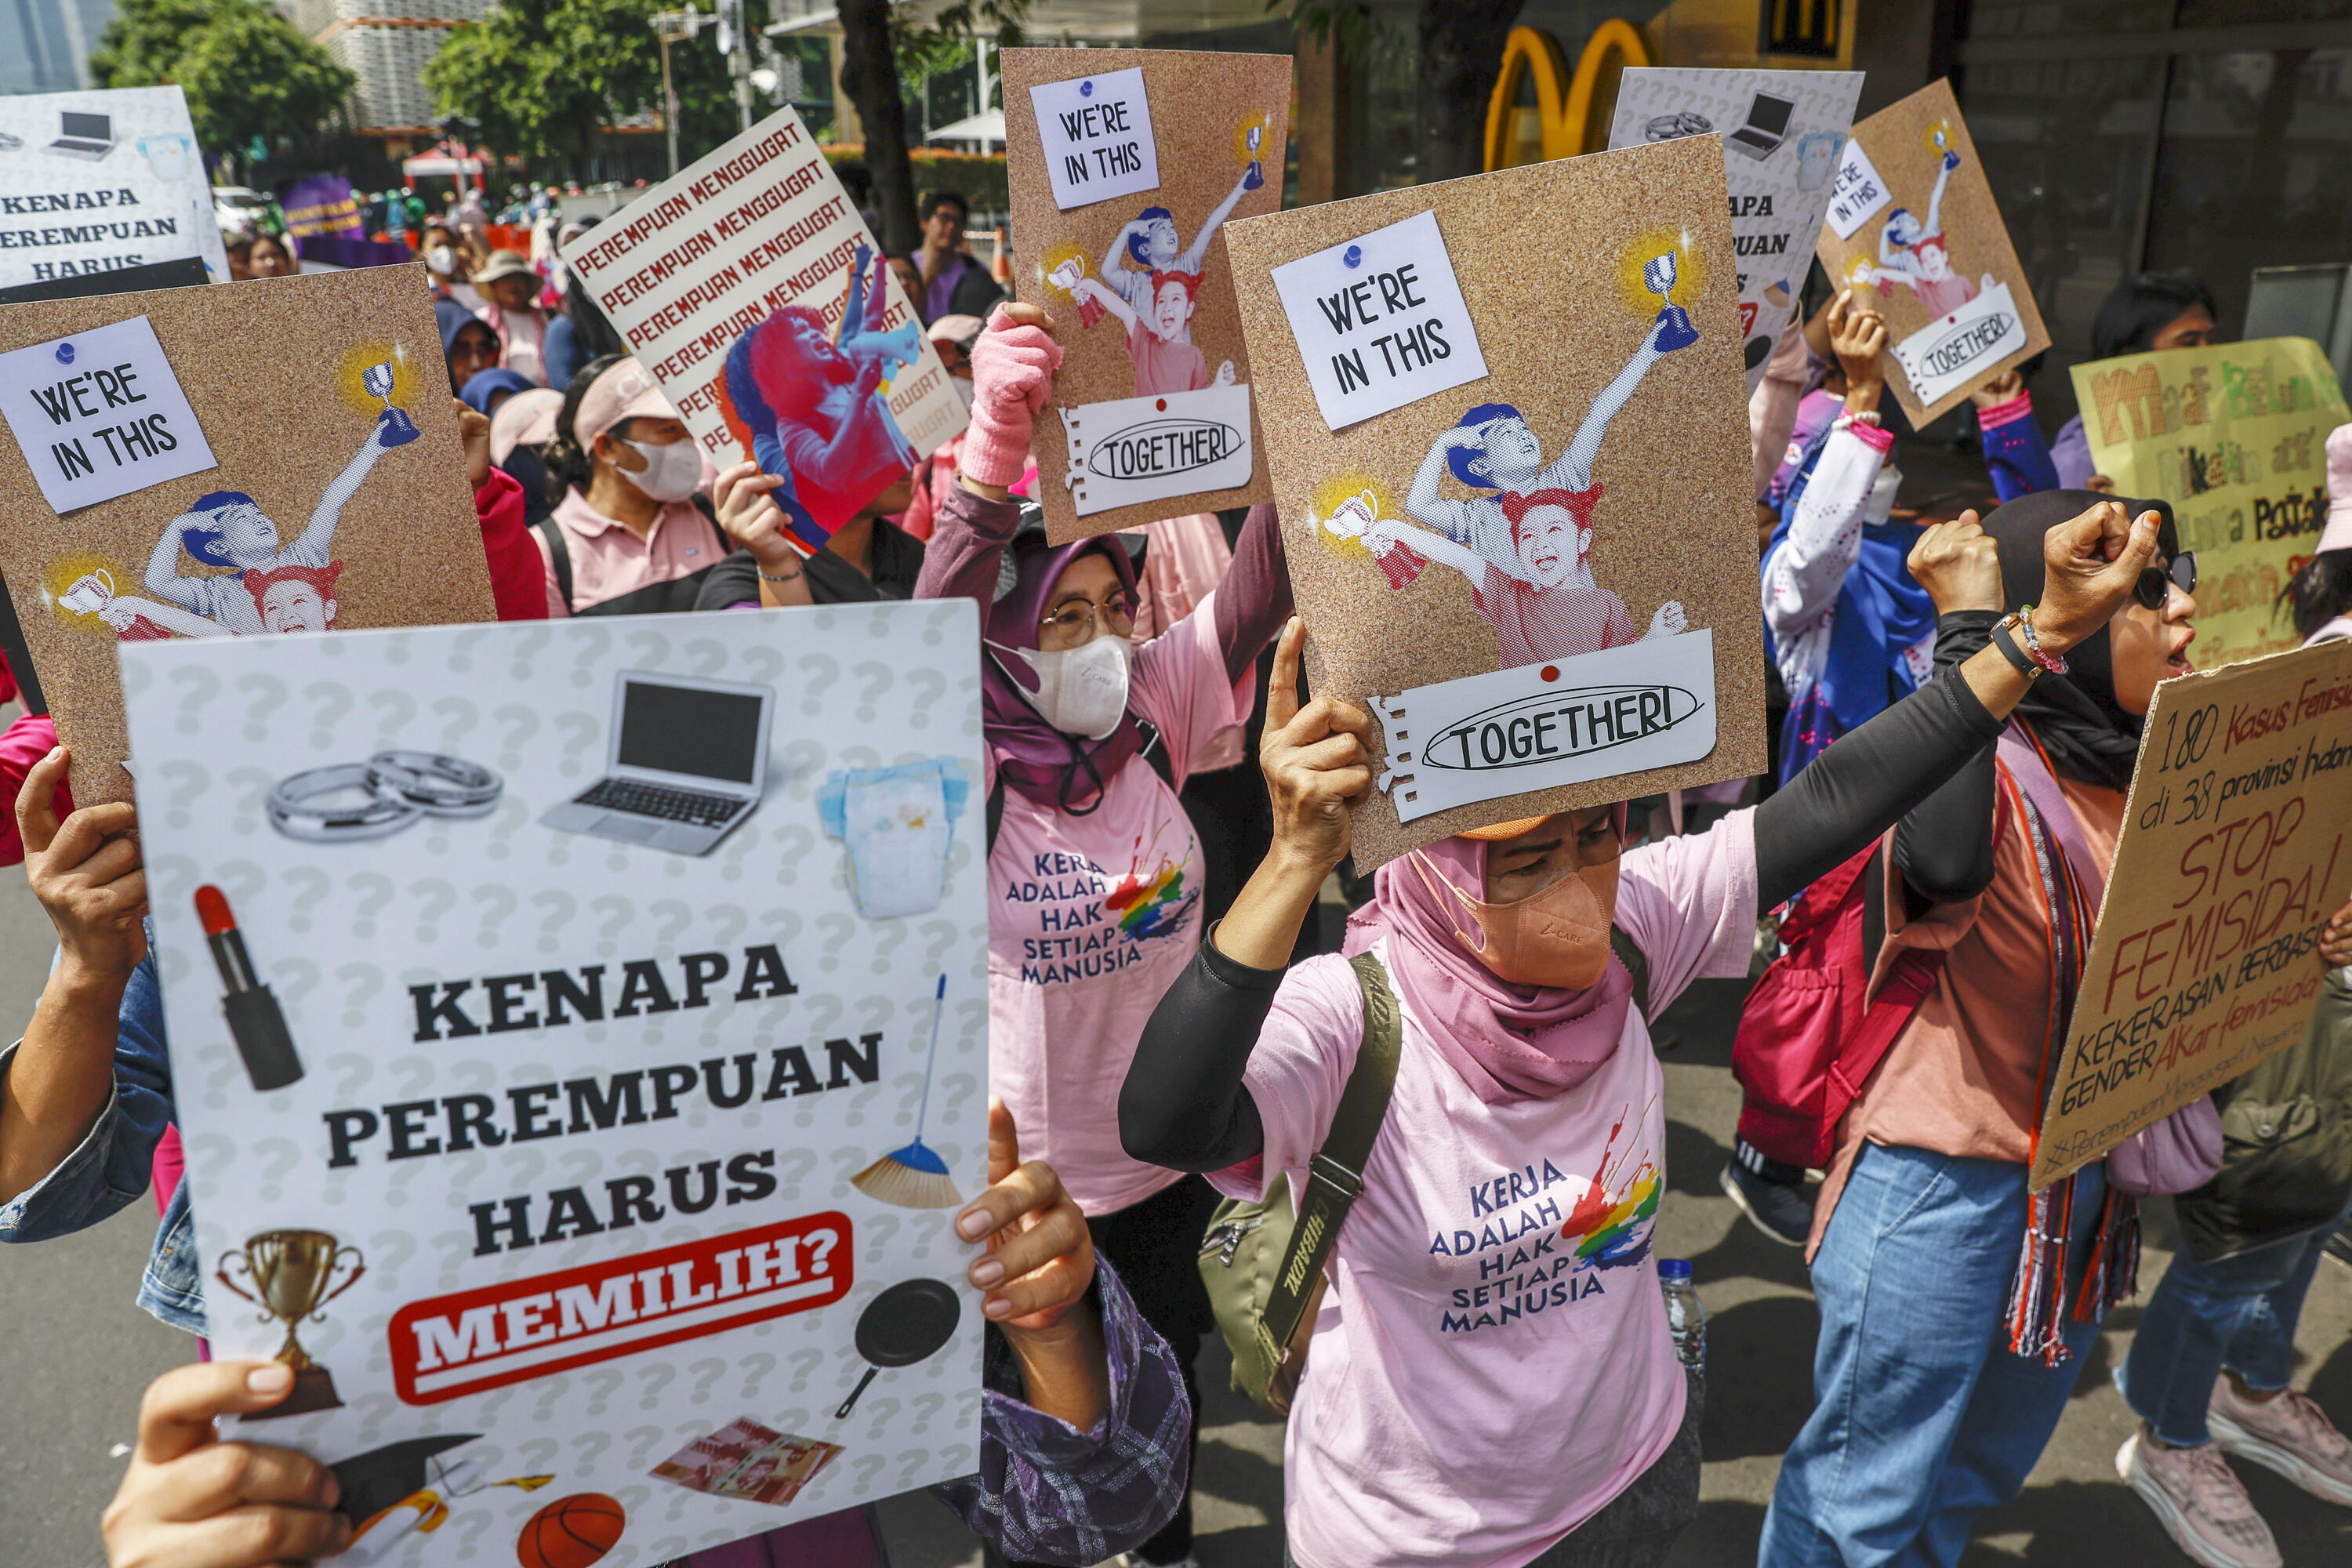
851, 975, 964, 1209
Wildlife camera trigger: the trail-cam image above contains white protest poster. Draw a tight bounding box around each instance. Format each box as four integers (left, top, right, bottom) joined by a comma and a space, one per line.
1266, 209, 1490, 432
1823, 139, 1891, 239
0, 86, 227, 289
1029, 66, 1162, 211
121, 604, 990, 1567
560, 111, 967, 553
0, 315, 216, 510
1607, 67, 1863, 386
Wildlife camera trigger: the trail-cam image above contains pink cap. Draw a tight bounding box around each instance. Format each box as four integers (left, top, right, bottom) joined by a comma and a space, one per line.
2322, 422, 2352, 554
572, 358, 681, 454
489, 387, 564, 466
927, 313, 985, 347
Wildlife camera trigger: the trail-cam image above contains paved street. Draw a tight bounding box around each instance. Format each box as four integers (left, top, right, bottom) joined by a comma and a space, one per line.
3, 820, 2347, 1566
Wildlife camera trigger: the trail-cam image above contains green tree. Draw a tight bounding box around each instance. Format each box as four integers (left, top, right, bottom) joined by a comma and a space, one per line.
840, 0, 1025, 253
425, 0, 737, 179
90, 0, 355, 167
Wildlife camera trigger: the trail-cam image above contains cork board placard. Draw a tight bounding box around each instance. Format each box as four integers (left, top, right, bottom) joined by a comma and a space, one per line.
1813, 78, 2049, 427
0, 267, 494, 805
1225, 136, 1766, 869
1001, 47, 1289, 542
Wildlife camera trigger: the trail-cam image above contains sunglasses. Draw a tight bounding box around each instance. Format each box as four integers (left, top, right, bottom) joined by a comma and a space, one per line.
2135, 551, 2196, 611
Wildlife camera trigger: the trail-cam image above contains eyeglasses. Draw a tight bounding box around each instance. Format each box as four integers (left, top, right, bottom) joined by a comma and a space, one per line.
2135, 551, 2197, 611
1038, 592, 1136, 640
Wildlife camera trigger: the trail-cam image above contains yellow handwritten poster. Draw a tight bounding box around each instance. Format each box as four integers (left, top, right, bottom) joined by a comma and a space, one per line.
2071, 336, 2347, 670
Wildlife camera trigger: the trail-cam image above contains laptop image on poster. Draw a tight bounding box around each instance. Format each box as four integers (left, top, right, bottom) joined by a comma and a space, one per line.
541, 670, 773, 855
48, 112, 117, 160
1726, 93, 1796, 161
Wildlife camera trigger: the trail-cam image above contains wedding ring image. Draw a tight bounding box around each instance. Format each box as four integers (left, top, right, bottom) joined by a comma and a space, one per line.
267, 764, 421, 843
368, 751, 505, 818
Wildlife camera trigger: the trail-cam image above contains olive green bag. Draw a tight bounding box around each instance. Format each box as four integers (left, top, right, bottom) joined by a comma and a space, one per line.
1198, 952, 1403, 1417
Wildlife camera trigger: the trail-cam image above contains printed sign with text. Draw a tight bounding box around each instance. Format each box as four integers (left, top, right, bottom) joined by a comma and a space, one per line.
0, 314, 216, 510
0, 85, 227, 289
1004, 48, 1290, 540
2071, 336, 2348, 670
1226, 136, 1764, 866
122, 604, 992, 1565
561, 110, 967, 552
2031, 640, 2352, 1189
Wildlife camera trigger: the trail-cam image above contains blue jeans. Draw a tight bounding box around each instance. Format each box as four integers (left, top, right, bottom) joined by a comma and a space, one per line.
2119, 1200, 2352, 1448
1760, 1145, 2106, 1568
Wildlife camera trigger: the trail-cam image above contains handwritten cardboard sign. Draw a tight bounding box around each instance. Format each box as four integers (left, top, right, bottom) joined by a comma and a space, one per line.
2031, 639, 2352, 1190
119, 603, 991, 1564
1225, 136, 1765, 868
1607, 67, 1864, 389
0, 267, 493, 807
2071, 336, 2347, 671
1812, 79, 2049, 424
0, 314, 217, 510
561, 109, 967, 550
0, 85, 228, 289
1003, 46, 1288, 541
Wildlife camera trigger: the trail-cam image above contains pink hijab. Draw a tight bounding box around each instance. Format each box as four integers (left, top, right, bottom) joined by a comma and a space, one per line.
1343, 814, 1634, 1105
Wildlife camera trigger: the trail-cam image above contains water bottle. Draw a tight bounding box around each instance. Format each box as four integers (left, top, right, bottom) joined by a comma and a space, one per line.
1659, 1258, 1705, 1371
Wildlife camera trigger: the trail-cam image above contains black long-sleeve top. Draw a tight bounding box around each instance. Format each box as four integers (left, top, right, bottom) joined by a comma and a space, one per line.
1120, 633, 2008, 1173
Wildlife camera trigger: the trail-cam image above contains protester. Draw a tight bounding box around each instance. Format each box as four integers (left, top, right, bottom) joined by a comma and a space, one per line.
438, 299, 500, 397
902, 312, 985, 542
489, 384, 563, 530
2107, 430, 2352, 1568
244, 232, 297, 278
914, 190, 1007, 325
220, 229, 256, 282
1761, 487, 2199, 1567
532, 355, 775, 615
471, 249, 550, 386
921, 301, 1290, 1568
1121, 492, 2162, 1568
542, 217, 628, 390
422, 221, 483, 311
2051, 273, 2219, 489
459, 366, 533, 416
699, 463, 922, 607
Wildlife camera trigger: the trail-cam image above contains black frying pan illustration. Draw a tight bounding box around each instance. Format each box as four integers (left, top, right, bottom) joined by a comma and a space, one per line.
836, 1277, 961, 1420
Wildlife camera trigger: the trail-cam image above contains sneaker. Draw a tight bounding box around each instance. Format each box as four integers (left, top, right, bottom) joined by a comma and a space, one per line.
2117, 1428, 2282, 1568
2209, 1375, 2352, 1506
1719, 1159, 1813, 1247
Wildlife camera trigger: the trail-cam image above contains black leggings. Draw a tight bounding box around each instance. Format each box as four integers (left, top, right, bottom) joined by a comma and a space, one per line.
988, 1174, 1218, 1568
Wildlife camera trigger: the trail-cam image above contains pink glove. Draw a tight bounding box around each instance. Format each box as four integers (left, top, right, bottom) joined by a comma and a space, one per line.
962, 304, 1062, 488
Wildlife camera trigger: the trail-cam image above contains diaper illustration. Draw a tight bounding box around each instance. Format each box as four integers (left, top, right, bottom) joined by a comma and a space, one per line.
818, 757, 971, 919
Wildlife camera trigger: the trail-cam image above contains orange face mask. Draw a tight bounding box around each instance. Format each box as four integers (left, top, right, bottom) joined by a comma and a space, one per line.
1412, 852, 1622, 990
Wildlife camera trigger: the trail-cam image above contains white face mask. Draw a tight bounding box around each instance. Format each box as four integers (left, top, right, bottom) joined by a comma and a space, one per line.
992, 633, 1132, 740
1865, 464, 1902, 526
425, 244, 457, 277
616, 436, 702, 503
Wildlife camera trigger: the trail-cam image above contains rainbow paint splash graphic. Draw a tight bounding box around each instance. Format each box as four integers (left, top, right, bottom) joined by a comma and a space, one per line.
1560, 1110, 1660, 1271
1104, 858, 1196, 942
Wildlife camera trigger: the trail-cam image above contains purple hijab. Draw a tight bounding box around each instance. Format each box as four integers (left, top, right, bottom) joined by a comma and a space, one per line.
985, 524, 1145, 810
1343, 812, 1635, 1104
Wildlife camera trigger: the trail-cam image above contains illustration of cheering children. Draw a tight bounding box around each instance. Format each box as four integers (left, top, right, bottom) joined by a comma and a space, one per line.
79, 560, 345, 641
1051, 262, 1235, 397
1093, 136, 1265, 339
1861, 129, 1995, 317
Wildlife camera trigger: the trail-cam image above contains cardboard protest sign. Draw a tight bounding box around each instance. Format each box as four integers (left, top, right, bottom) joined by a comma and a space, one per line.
0, 86, 227, 289
0, 268, 495, 808
1607, 67, 1863, 389
561, 111, 967, 553
1813, 79, 2049, 425
1003, 47, 1287, 540
119, 602, 991, 1565
2030, 639, 2352, 1191
1225, 136, 1766, 868
2071, 336, 2347, 670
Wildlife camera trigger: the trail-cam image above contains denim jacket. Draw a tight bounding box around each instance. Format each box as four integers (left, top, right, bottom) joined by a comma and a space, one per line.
0, 950, 205, 1333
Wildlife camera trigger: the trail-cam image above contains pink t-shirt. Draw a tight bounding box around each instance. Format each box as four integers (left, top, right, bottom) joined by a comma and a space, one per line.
1218, 811, 1759, 1568
988, 593, 1253, 1215
1472, 579, 1639, 668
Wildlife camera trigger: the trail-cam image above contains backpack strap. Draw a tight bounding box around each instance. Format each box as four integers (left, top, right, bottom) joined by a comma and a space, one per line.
533, 516, 573, 613
1261, 951, 1402, 1359
1609, 926, 1650, 1020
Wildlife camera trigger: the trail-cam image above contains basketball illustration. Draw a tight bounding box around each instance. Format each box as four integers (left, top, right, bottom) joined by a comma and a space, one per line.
515, 1492, 625, 1568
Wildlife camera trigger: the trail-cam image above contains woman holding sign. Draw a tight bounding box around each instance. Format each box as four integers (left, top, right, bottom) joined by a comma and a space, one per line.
1120, 495, 2165, 1566
923, 303, 1294, 1568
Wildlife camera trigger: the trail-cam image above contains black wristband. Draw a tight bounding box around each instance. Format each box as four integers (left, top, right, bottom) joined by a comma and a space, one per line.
1989, 618, 2038, 681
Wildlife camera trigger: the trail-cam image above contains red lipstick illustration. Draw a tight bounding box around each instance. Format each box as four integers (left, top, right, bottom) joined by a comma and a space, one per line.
195, 885, 304, 1091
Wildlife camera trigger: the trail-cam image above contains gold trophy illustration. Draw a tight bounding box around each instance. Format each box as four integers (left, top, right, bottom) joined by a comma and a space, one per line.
216, 1230, 365, 1418
361, 358, 421, 446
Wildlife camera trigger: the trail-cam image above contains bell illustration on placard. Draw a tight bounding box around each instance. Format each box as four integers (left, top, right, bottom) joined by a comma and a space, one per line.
361, 358, 422, 445
216, 1229, 365, 1417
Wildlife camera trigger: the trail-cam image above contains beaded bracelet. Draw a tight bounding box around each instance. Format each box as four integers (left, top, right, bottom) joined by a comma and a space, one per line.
2015, 604, 2069, 674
